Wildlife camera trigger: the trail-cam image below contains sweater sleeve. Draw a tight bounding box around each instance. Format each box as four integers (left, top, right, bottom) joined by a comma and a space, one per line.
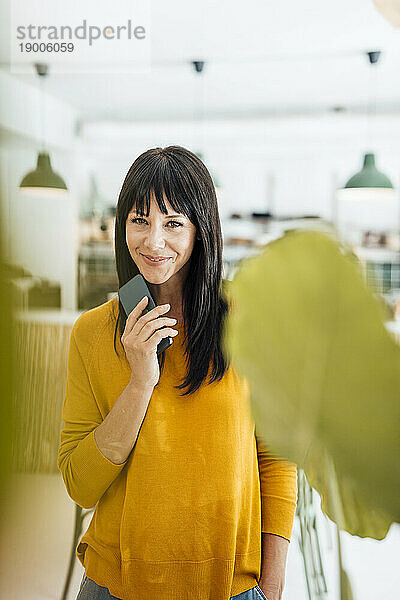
57, 321, 128, 509
255, 431, 298, 542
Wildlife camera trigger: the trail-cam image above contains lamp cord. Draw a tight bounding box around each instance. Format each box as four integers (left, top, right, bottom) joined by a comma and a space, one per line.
40, 74, 46, 153
35, 63, 48, 153
367, 57, 379, 152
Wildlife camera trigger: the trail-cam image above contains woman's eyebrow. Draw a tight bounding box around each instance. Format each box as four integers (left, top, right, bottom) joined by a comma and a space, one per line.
129, 211, 185, 219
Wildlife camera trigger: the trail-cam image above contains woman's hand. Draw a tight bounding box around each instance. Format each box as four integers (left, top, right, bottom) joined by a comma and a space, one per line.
121, 296, 179, 389
257, 579, 277, 600
258, 533, 289, 600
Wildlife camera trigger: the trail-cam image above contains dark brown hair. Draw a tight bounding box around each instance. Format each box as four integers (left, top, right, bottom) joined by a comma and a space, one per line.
113, 145, 230, 396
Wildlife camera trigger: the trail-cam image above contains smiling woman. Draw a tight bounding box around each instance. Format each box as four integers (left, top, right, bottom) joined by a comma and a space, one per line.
114, 145, 225, 394
58, 145, 298, 600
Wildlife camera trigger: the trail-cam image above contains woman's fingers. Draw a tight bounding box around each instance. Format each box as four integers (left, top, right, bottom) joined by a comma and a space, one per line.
122, 296, 149, 340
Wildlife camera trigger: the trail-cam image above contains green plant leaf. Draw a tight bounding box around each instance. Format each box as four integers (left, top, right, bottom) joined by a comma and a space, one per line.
223, 230, 400, 539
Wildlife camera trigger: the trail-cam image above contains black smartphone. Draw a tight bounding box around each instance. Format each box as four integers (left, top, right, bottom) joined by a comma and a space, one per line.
118, 274, 173, 355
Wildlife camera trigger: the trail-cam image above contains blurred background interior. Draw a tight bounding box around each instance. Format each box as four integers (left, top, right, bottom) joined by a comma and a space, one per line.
0, 1, 399, 599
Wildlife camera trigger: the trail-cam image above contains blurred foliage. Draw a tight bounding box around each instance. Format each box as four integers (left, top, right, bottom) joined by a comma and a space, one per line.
0, 210, 14, 534
223, 230, 400, 539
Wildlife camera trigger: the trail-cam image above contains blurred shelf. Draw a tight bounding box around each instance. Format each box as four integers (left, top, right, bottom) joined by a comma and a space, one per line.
355, 246, 400, 263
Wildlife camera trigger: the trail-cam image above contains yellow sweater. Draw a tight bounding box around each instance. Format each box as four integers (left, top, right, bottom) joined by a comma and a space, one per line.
57, 295, 298, 600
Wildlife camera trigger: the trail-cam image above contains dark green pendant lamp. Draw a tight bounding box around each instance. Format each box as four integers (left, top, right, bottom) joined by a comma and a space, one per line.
19, 64, 68, 194
20, 152, 68, 192
343, 152, 394, 192
340, 51, 394, 199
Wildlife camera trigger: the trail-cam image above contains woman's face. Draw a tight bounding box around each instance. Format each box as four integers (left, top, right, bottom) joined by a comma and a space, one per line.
125, 192, 198, 284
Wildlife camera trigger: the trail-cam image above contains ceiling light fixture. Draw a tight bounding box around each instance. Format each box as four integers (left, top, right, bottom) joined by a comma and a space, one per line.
339, 51, 395, 201
19, 63, 68, 194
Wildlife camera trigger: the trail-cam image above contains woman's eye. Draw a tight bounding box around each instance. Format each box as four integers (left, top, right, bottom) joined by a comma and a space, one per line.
168, 221, 183, 228
130, 218, 182, 228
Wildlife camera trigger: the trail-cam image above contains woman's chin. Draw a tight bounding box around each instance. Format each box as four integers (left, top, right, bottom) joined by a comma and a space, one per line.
141, 271, 173, 285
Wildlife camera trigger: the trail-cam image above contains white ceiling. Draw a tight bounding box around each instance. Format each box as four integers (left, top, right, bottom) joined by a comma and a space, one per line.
1, 0, 400, 122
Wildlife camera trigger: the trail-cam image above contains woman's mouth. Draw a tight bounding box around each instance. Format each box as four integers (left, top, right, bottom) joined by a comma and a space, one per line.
141, 254, 171, 265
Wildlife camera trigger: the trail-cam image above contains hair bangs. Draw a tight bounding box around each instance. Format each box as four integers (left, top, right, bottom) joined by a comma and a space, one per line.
131, 162, 193, 222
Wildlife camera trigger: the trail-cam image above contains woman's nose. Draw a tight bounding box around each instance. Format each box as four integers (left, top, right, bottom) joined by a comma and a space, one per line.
144, 225, 166, 249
